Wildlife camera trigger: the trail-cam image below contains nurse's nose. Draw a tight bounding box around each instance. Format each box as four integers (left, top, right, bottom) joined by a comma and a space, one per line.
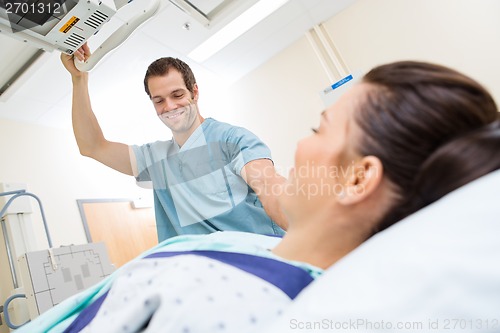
165, 98, 179, 112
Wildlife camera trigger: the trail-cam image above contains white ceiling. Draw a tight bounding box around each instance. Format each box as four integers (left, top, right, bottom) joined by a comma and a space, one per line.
0, 0, 355, 128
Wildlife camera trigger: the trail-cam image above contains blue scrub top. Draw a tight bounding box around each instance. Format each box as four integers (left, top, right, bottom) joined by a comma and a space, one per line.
131, 118, 285, 241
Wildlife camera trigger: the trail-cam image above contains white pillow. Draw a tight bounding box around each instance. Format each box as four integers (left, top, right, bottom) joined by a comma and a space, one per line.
263, 169, 500, 333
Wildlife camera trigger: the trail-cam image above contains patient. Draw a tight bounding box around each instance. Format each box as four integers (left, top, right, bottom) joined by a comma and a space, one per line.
16, 61, 499, 333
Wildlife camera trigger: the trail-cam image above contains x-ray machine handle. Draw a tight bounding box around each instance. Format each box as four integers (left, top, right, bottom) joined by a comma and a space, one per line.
74, 0, 162, 72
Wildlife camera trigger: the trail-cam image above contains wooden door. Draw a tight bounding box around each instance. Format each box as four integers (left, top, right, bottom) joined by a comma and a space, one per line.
77, 199, 157, 267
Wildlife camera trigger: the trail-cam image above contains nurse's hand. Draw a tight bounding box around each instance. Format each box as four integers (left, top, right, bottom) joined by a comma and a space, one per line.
61, 43, 91, 77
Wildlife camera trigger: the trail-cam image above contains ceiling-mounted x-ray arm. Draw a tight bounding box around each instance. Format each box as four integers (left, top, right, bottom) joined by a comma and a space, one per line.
75, 0, 163, 72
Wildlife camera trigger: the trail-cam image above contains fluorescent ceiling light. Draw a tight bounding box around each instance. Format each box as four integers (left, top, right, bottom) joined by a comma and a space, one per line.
188, 0, 291, 62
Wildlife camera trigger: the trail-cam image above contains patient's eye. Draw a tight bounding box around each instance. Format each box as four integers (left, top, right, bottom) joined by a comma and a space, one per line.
311, 128, 318, 134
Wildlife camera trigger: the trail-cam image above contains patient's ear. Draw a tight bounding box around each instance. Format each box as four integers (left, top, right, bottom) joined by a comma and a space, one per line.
338, 156, 383, 205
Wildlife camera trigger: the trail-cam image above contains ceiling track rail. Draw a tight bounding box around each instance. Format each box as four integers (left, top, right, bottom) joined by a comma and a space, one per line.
168, 0, 210, 26
0, 49, 46, 99
168, 0, 259, 28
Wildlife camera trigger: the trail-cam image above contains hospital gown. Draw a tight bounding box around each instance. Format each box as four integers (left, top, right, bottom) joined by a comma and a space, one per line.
15, 232, 322, 333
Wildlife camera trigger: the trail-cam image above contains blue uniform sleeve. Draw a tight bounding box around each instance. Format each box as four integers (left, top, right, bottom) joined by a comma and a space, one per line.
131, 141, 170, 187
225, 126, 272, 175
131, 144, 152, 183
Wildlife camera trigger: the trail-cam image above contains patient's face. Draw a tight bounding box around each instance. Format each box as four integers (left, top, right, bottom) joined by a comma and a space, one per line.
280, 84, 365, 222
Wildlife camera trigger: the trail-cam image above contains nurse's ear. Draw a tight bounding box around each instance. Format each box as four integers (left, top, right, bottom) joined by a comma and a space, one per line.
191, 84, 199, 103
337, 156, 383, 205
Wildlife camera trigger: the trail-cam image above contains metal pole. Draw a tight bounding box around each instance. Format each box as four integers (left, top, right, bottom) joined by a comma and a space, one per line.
0, 217, 18, 289
0, 190, 53, 293
0, 191, 53, 248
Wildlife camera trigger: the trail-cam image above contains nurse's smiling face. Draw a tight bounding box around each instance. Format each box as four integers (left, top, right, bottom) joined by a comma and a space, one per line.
148, 69, 202, 144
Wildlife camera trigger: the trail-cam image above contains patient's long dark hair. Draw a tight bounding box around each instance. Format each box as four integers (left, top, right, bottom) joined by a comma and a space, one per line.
355, 61, 499, 231
413, 120, 500, 209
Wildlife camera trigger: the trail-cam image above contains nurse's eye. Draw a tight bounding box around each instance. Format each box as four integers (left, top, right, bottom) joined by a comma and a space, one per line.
311, 128, 318, 134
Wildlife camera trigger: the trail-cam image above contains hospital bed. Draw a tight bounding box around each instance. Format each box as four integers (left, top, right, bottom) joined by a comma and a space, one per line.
262, 168, 500, 332
8, 168, 500, 332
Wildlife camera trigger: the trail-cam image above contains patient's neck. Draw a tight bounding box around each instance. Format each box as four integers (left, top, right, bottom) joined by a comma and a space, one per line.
272, 221, 369, 270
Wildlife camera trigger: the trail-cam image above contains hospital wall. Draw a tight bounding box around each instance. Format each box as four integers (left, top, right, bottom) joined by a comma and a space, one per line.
228, 0, 500, 171
0, 119, 152, 249
1, 0, 499, 252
